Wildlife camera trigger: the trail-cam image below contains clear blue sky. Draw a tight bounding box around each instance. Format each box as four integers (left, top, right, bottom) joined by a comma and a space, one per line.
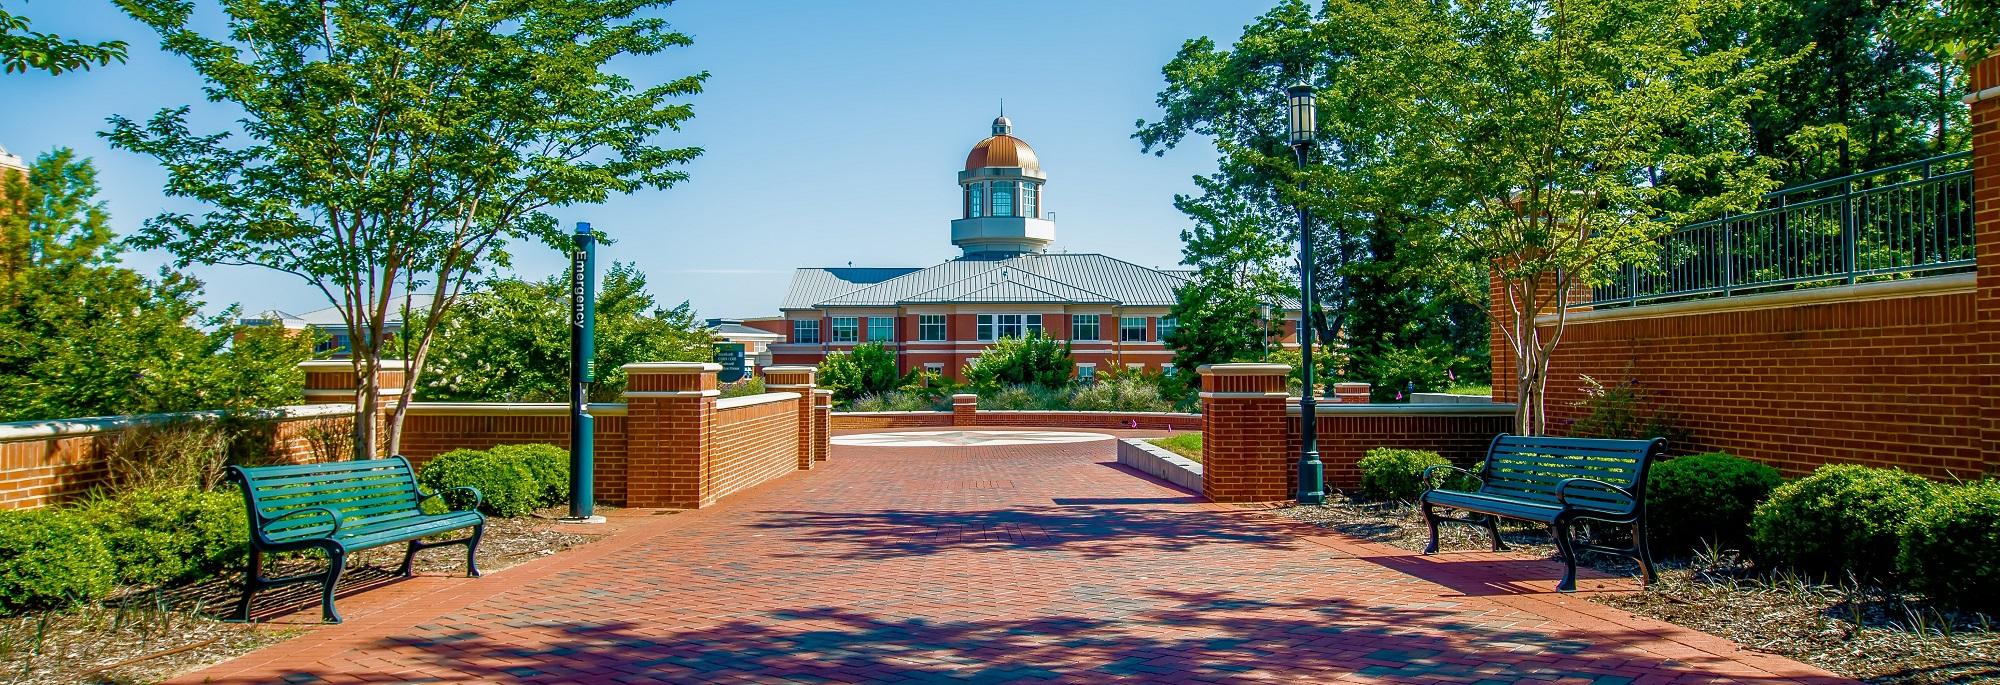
1, 1, 1265, 319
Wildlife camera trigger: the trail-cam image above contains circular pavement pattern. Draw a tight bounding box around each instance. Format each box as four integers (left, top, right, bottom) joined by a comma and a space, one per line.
831, 430, 1115, 448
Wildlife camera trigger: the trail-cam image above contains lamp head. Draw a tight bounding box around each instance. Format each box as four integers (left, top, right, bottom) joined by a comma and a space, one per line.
1286, 84, 1316, 146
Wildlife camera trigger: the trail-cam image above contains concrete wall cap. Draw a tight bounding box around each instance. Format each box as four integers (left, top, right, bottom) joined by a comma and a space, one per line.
621, 362, 722, 373
1285, 403, 1518, 416
715, 392, 803, 411
1196, 363, 1291, 376
0, 403, 356, 442
760, 365, 818, 375
1539, 272, 1973, 326
622, 389, 722, 398
298, 359, 408, 371
400, 402, 628, 416
812, 388, 834, 396
951, 393, 980, 400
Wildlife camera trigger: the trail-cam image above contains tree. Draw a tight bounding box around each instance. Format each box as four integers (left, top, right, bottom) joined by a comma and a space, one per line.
1, 3, 126, 75
1164, 271, 1273, 374
107, 0, 706, 459
1413, 0, 1787, 434
0, 148, 311, 421
963, 334, 1073, 391
817, 342, 904, 405
418, 262, 712, 403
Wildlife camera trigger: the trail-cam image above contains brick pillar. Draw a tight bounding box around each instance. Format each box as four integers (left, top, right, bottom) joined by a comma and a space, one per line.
298, 359, 402, 458
1198, 363, 1293, 503
1971, 51, 2000, 476
813, 389, 832, 462
761, 365, 819, 470
623, 362, 718, 508
952, 393, 978, 426
1332, 382, 1371, 404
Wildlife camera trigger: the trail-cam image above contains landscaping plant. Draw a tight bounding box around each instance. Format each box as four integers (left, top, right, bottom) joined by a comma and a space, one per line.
818, 342, 908, 405
0, 508, 114, 614
963, 334, 1073, 391
1357, 448, 1452, 501
81, 487, 247, 588
488, 444, 571, 508
1751, 464, 1936, 581
1897, 479, 2000, 612
1646, 452, 1782, 555
418, 449, 542, 517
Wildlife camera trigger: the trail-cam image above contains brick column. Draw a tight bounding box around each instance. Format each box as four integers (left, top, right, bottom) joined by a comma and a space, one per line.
813, 389, 832, 462
1198, 363, 1293, 503
1332, 382, 1372, 404
1971, 51, 2000, 475
623, 362, 718, 508
952, 393, 978, 426
761, 365, 819, 470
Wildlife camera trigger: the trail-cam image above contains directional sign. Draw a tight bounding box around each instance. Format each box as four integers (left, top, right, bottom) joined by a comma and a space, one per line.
715, 343, 746, 383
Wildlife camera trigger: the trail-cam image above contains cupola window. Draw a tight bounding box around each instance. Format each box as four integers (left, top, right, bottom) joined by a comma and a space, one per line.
966, 183, 984, 219
991, 181, 1015, 217
1020, 182, 1038, 218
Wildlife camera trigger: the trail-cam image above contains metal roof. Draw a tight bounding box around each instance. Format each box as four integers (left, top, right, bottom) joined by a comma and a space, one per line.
789, 253, 1188, 309
778, 267, 921, 310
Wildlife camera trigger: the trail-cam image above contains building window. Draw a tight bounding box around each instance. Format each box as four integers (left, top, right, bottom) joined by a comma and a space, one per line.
1127, 363, 1145, 372
1162, 366, 1178, 377
867, 317, 895, 342
967, 183, 984, 219
918, 314, 946, 341
977, 313, 1043, 340
1021, 182, 1038, 218
1119, 316, 1147, 342
1158, 316, 1178, 342
1077, 363, 1096, 383
924, 362, 944, 374
830, 317, 859, 343
792, 320, 820, 344
991, 181, 1014, 217
1070, 314, 1099, 341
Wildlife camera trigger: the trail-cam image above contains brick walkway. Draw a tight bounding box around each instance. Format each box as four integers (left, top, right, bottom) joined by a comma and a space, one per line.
174, 429, 1850, 684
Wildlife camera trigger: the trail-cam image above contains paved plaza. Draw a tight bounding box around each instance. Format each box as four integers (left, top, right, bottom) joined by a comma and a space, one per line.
173, 429, 1850, 684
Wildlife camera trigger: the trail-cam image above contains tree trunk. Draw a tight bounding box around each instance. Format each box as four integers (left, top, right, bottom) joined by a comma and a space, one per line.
351, 356, 380, 460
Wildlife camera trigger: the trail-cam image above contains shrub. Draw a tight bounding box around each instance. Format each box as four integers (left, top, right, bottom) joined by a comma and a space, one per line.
488, 443, 570, 507
1357, 448, 1452, 501
103, 419, 234, 493
1570, 374, 1688, 444
419, 448, 540, 517
1069, 376, 1170, 412
1897, 479, 2000, 611
0, 508, 114, 614
819, 342, 905, 404
718, 378, 767, 398
963, 334, 1073, 391
849, 391, 940, 412
1750, 464, 1936, 580
979, 384, 1067, 411
1646, 452, 1782, 554
81, 487, 248, 587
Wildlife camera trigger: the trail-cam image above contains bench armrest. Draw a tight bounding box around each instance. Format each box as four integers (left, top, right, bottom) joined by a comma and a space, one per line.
419, 485, 484, 513
1420, 464, 1482, 494
1554, 477, 1636, 514
262, 506, 343, 541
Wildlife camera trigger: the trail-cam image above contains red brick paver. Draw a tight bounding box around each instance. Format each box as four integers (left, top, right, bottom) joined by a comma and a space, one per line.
174, 429, 1850, 684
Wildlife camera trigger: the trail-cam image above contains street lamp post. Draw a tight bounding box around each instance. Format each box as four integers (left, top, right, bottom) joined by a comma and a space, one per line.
1287, 84, 1326, 505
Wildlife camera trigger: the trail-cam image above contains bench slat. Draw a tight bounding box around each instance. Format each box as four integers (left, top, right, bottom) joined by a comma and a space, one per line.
249, 469, 411, 489
257, 488, 416, 518
236, 460, 410, 479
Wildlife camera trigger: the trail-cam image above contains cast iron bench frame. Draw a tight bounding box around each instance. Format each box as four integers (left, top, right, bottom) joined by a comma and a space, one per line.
1418, 433, 1666, 592
226, 456, 485, 623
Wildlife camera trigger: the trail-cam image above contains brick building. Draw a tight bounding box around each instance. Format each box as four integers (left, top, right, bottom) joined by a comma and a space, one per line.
762, 114, 1297, 379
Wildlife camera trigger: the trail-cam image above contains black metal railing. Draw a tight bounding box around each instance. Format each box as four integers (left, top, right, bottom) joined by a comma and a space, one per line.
1590, 151, 1975, 307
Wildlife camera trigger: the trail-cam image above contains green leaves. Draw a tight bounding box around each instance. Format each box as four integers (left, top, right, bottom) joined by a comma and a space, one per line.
817, 343, 905, 406
0, 6, 127, 75
962, 334, 1074, 392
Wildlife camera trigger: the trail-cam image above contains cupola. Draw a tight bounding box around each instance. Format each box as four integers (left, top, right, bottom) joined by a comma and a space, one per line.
951, 111, 1054, 258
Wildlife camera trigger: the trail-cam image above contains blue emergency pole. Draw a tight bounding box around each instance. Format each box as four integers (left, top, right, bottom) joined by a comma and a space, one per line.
566, 222, 600, 522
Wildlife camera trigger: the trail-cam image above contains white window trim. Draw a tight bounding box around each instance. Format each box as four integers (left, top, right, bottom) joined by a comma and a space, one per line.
830, 316, 860, 343
918, 314, 947, 342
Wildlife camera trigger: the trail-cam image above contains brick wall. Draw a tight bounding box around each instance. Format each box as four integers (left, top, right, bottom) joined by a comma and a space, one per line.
708, 396, 800, 504
831, 412, 956, 429
826, 405, 1204, 431
0, 406, 356, 510
1287, 411, 1515, 489
1973, 51, 2000, 475
396, 406, 630, 506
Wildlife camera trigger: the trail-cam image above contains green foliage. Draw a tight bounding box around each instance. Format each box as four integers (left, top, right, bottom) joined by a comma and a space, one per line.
1357, 448, 1451, 502
962, 334, 1073, 391
0, 508, 114, 614
80, 487, 246, 588
718, 378, 766, 399
1068, 375, 1172, 413
1889, 0, 2000, 70
1569, 375, 1688, 444
1147, 433, 1203, 462
848, 391, 943, 412
977, 385, 1071, 411
1361, 345, 1461, 402
487, 444, 570, 508
107, 0, 706, 459
1263, 346, 1340, 395
419, 263, 712, 403
0, 149, 312, 422
1897, 479, 2000, 611
0, 6, 127, 75
1647, 452, 1783, 554
818, 343, 906, 405
1165, 271, 1274, 374
1751, 464, 1936, 580
418, 449, 540, 517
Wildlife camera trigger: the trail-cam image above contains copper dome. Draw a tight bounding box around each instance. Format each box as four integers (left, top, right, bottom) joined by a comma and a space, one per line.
964, 134, 1040, 172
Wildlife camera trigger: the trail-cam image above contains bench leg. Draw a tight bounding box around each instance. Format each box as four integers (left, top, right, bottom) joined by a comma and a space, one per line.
236, 549, 264, 622
321, 550, 347, 624
399, 540, 421, 578
1551, 519, 1578, 593
1420, 501, 1441, 555
1484, 515, 1508, 552
465, 521, 485, 578
1634, 522, 1657, 586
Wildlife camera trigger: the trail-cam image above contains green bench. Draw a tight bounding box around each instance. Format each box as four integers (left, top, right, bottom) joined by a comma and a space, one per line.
226, 456, 485, 623
1418, 434, 1666, 592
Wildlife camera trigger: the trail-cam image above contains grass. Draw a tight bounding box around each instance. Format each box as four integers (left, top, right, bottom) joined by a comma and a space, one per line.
1444, 383, 1492, 396
1147, 433, 1202, 463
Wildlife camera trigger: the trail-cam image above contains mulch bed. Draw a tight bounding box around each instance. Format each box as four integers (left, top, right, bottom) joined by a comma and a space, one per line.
1266, 499, 1999, 685
0, 506, 619, 685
